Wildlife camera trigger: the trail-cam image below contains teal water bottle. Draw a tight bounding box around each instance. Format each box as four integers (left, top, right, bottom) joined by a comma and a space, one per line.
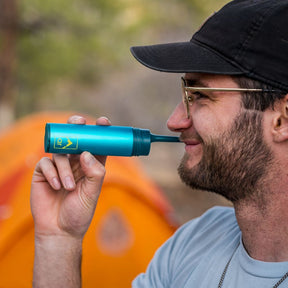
44, 123, 180, 156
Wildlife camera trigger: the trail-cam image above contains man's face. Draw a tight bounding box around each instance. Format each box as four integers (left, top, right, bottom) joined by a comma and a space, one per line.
167, 73, 273, 202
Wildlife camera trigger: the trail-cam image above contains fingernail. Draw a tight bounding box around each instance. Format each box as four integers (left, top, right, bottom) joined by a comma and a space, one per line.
101, 116, 111, 123
97, 116, 111, 125
52, 177, 61, 190
83, 152, 96, 166
65, 176, 75, 190
74, 115, 84, 121
70, 115, 85, 124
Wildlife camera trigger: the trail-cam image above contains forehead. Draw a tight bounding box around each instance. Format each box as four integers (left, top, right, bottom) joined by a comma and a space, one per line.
184, 73, 239, 88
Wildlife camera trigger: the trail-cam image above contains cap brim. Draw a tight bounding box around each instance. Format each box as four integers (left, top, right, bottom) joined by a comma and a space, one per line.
130, 41, 243, 75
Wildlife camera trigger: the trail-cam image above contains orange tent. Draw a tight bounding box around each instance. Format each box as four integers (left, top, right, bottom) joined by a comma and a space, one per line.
0, 112, 177, 287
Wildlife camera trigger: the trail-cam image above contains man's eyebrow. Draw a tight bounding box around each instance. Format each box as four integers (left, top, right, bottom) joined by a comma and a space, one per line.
184, 78, 209, 88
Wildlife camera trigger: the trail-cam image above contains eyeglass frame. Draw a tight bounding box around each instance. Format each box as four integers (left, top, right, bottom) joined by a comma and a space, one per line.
181, 77, 282, 118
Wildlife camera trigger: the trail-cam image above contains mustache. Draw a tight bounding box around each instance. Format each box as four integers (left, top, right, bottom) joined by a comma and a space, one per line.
179, 131, 203, 144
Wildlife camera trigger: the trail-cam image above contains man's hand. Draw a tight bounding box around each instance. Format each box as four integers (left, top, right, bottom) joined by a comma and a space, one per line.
31, 115, 110, 288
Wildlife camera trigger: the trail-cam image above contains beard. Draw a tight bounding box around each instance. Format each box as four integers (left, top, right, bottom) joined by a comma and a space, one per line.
178, 110, 273, 203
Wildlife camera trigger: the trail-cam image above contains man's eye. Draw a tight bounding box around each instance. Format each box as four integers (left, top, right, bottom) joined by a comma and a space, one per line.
189, 91, 208, 101
192, 91, 208, 101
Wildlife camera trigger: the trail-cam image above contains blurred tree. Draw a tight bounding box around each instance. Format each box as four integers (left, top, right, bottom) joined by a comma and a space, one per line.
0, 0, 18, 129
0, 0, 229, 126
182, 0, 229, 15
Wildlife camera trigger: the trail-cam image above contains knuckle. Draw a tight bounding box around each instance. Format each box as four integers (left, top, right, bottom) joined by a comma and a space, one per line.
40, 156, 52, 164
38, 157, 53, 170
35, 157, 58, 180
90, 165, 106, 179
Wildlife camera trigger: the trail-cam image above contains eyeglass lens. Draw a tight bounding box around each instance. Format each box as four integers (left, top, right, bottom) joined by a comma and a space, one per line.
181, 77, 193, 119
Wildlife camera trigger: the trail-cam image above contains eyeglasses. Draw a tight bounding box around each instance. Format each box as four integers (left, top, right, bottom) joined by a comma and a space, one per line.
181, 77, 282, 118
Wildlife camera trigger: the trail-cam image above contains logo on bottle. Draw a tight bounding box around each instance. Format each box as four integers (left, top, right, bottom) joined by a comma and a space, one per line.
54, 136, 78, 150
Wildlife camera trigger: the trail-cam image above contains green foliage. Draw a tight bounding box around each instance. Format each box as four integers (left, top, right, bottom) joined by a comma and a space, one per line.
15, 0, 229, 117
181, 0, 230, 15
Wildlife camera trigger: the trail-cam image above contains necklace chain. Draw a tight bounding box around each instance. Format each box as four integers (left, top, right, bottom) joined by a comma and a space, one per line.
217, 243, 288, 288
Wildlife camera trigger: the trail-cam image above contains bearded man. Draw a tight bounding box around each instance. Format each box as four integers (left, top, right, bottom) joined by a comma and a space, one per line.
31, 0, 288, 287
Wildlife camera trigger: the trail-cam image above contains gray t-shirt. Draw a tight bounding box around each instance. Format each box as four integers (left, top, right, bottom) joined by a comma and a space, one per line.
133, 206, 288, 287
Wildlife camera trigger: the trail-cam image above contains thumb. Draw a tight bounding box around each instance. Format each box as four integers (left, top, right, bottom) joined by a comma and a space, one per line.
79, 152, 106, 210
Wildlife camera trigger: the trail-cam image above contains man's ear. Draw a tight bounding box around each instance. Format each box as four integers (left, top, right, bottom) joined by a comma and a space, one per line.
272, 94, 288, 143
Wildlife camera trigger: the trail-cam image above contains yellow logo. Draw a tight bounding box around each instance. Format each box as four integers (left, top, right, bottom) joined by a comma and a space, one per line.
54, 137, 78, 150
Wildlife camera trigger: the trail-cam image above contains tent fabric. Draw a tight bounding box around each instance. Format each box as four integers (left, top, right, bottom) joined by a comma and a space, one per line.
0, 112, 177, 287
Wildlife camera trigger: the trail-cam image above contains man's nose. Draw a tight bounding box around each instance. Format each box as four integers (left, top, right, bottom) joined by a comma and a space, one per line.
167, 102, 192, 132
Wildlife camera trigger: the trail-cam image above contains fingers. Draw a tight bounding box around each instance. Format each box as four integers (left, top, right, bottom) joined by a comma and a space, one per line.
67, 114, 112, 126
34, 156, 75, 191
34, 157, 61, 190
96, 116, 111, 126
79, 151, 106, 208
80, 152, 106, 181
67, 115, 86, 125
35, 151, 105, 196
49, 115, 111, 185
55, 116, 82, 190
52, 154, 76, 190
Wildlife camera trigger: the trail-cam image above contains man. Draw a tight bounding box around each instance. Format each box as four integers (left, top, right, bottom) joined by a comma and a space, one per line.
31, 0, 288, 287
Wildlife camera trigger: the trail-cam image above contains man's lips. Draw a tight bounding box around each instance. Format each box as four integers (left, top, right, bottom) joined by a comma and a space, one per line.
182, 139, 201, 145
180, 135, 202, 145
180, 137, 202, 153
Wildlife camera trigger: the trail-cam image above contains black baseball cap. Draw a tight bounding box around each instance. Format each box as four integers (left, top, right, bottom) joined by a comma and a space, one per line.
130, 0, 288, 91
